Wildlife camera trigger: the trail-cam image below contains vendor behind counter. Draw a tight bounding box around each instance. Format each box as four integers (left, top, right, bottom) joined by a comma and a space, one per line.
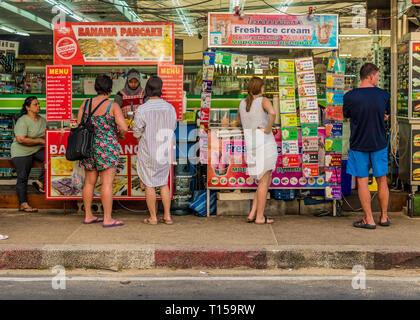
114, 69, 144, 119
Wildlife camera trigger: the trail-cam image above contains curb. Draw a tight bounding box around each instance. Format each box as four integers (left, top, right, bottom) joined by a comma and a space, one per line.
0, 245, 420, 270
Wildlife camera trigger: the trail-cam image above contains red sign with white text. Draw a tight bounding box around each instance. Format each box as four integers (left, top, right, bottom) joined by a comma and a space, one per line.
53, 22, 174, 65
46, 65, 72, 121
158, 65, 184, 120
45, 130, 173, 200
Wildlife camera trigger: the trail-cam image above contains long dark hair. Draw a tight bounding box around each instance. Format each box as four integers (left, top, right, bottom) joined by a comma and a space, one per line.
245, 77, 264, 112
18, 96, 38, 119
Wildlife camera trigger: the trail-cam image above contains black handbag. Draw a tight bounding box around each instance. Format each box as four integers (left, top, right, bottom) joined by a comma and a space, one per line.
65, 98, 108, 161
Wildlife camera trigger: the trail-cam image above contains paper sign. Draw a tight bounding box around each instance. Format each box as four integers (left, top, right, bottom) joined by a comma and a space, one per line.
296, 71, 316, 85
231, 54, 247, 67
281, 113, 298, 127
326, 73, 345, 89
158, 65, 184, 120
282, 155, 300, 168
279, 73, 295, 86
302, 124, 318, 137
279, 59, 295, 73
299, 97, 318, 110
295, 57, 314, 72
215, 51, 232, 65
325, 168, 341, 183
325, 185, 342, 199
303, 152, 318, 164
327, 57, 346, 73
204, 52, 216, 66
203, 65, 215, 81
280, 100, 297, 113
298, 84, 317, 97
279, 87, 296, 100
325, 106, 343, 120
325, 123, 343, 137
201, 92, 212, 108
282, 140, 299, 155
325, 137, 342, 152
326, 90, 344, 105
303, 164, 319, 177
325, 153, 342, 167
202, 80, 213, 93
300, 110, 319, 124
253, 56, 269, 70
302, 136, 318, 152
281, 127, 298, 140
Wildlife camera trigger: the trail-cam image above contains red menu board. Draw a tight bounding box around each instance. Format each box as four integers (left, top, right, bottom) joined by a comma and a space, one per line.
46, 65, 72, 121
158, 65, 183, 120
45, 129, 173, 200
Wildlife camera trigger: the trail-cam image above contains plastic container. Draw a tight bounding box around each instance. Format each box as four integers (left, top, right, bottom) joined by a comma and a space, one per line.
272, 189, 296, 200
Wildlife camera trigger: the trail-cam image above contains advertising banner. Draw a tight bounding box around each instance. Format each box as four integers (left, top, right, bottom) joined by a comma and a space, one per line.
54, 22, 174, 65
45, 130, 173, 200
158, 65, 183, 120
208, 128, 326, 189
208, 13, 338, 49
46, 65, 72, 121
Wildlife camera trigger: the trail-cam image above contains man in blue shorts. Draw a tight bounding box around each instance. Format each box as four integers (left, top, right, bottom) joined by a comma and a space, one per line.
343, 63, 390, 229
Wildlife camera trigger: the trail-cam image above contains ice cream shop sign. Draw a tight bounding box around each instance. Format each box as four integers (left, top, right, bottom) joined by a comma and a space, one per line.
208, 13, 338, 49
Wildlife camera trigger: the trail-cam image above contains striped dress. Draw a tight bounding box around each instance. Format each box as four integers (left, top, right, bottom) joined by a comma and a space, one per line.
132, 98, 177, 188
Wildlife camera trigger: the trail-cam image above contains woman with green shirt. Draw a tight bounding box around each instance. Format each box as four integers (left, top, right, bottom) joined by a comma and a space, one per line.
11, 96, 46, 212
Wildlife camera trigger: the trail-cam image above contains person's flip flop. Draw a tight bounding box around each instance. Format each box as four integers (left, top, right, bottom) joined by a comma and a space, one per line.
378, 215, 391, 227
19, 207, 38, 213
83, 217, 104, 224
158, 218, 173, 225
143, 218, 158, 225
353, 218, 376, 229
32, 182, 45, 194
103, 220, 124, 228
0, 234, 8, 240
255, 215, 274, 224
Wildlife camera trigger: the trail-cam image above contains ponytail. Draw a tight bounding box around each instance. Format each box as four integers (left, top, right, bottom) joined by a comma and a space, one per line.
245, 93, 254, 112
18, 96, 37, 119
245, 77, 264, 113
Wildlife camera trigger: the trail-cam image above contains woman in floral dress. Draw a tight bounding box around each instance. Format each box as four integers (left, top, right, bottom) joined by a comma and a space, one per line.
77, 75, 128, 227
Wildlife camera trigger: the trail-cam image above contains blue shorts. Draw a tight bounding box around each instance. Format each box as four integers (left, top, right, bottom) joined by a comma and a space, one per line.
346, 147, 388, 178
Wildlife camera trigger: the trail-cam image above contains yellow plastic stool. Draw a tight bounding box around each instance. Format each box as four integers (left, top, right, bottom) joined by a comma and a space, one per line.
368, 177, 378, 192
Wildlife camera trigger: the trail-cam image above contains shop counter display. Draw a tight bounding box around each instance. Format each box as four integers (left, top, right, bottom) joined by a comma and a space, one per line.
45, 129, 173, 200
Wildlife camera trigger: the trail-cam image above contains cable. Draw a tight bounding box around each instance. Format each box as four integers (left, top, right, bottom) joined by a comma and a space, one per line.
117, 200, 148, 213
341, 192, 377, 212
98, 0, 215, 10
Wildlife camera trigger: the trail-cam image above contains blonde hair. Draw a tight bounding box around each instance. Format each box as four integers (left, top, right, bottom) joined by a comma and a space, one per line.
245, 77, 264, 112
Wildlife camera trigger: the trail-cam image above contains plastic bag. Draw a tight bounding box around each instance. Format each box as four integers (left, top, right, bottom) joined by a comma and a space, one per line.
189, 190, 216, 217
71, 161, 85, 192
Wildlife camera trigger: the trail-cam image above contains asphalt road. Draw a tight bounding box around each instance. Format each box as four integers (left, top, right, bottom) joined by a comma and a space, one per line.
0, 269, 419, 301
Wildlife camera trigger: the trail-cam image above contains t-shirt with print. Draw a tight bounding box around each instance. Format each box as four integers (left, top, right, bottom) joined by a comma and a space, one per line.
343, 87, 390, 152
11, 115, 46, 158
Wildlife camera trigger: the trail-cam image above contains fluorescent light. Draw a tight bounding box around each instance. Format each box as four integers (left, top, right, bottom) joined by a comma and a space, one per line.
112, 0, 142, 22
0, 2, 52, 30
172, 0, 194, 37
0, 26, 15, 33
280, 0, 293, 12
71, 14, 84, 22
55, 4, 72, 15
15, 32, 30, 36
339, 34, 391, 37
44, 0, 58, 5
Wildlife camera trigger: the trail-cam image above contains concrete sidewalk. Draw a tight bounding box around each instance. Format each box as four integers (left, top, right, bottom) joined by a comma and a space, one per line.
0, 210, 419, 270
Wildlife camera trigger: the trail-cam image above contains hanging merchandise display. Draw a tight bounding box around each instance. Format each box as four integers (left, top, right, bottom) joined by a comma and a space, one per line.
324, 57, 345, 200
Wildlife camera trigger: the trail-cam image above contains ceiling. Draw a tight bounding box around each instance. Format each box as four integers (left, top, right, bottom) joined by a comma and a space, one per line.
0, 0, 367, 36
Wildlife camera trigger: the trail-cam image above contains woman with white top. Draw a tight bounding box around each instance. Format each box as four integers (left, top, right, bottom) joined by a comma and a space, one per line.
238, 77, 277, 224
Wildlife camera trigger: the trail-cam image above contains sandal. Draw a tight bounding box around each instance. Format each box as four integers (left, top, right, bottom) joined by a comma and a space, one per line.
83, 217, 104, 224
378, 214, 391, 227
353, 218, 376, 229
143, 218, 158, 225
255, 215, 274, 224
32, 182, 45, 194
19, 206, 38, 213
159, 218, 173, 225
247, 218, 255, 223
103, 220, 124, 228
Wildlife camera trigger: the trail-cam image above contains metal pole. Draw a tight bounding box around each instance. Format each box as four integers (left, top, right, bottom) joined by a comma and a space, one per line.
207, 188, 210, 217
391, 0, 398, 179
333, 199, 336, 217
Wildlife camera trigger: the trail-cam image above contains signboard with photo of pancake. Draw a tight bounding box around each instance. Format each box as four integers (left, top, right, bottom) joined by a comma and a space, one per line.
54, 22, 174, 65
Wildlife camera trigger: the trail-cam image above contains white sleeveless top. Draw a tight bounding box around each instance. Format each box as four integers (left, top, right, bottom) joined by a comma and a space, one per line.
239, 96, 268, 130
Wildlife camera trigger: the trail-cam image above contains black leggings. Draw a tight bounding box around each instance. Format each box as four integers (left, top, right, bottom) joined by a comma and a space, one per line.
12, 148, 45, 205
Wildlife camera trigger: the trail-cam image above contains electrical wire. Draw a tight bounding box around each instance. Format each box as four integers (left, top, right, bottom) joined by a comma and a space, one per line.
341, 192, 377, 212
117, 200, 148, 213
97, 0, 215, 10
